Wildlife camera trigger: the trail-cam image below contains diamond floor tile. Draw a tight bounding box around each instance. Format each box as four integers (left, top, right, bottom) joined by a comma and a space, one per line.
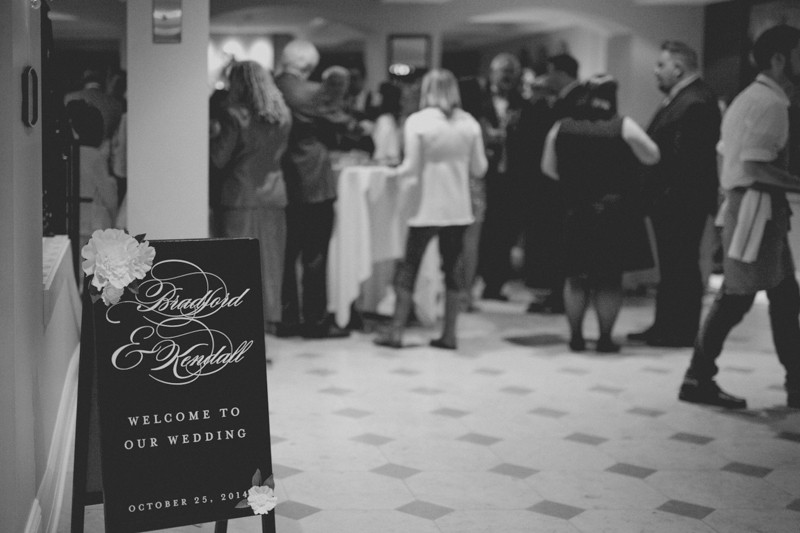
606, 462, 657, 479
274, 500, 322, 520
528, 500, 585, 520
657, 499, 715, 520
396, 500, 453, 520
721, 461, 773, 478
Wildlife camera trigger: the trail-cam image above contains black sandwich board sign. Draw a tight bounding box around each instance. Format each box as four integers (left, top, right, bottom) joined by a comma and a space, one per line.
71, 238, 275, 533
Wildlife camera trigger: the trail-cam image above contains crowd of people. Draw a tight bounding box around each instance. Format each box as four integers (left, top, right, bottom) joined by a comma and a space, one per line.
68, 24, 800, 411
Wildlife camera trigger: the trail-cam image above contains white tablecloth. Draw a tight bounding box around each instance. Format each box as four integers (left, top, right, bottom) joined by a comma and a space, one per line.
40, 236, 82, 533
328, 165, 443, 327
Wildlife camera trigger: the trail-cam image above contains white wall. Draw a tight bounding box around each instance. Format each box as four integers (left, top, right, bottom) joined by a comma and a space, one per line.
127, 0, 210, 239
0, 1, 43, 531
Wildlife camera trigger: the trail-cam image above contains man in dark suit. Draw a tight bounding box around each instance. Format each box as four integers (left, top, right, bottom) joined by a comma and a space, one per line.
478, 53, 546, 302
628, 41, 721, 347
276, 39, 350, 339
526, 53, 589, 314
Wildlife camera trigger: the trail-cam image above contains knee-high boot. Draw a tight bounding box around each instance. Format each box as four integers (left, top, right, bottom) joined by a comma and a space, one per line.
432, 289, 461, 350
374, 288, 414, 348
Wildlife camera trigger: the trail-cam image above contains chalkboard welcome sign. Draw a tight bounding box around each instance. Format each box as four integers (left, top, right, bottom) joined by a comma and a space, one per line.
86, 238, 274, 532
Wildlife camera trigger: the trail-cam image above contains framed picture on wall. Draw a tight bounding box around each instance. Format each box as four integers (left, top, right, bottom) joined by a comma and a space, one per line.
387, 34, 431, 71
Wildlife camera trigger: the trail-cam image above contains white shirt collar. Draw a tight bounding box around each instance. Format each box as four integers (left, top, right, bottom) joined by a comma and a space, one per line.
559, 80, 580, 100
754, 73, 790, 105
666, 73, 699, 102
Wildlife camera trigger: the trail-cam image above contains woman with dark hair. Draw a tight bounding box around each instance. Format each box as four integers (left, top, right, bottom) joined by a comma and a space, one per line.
210, 60, 292, 333
371, 81, 403, 164
541, 74, 660, 352
374, 69, 488, 349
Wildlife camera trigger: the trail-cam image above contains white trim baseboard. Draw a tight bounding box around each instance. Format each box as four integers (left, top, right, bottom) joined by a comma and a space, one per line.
24, 498, 42, 533
36, 346, 80, 533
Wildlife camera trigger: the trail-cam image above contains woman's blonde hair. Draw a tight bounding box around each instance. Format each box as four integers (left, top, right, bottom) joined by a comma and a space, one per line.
419, 69, 461, 117
227, 60, 290, 124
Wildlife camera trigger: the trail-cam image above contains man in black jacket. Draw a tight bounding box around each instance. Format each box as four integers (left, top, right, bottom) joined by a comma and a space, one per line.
526, 54, 589, 314
275, 39, 350, 339
478, 53, 546, 302
628, 41, 721, 347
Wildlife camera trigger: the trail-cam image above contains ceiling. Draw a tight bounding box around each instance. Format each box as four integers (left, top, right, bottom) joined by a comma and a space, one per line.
48, 0, 716, 49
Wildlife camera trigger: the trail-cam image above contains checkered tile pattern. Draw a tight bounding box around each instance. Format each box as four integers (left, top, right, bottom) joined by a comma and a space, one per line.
69, 286, 800, 533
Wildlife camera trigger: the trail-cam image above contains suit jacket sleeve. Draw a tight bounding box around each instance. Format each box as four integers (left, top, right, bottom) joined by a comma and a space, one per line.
670, 98, 721, 212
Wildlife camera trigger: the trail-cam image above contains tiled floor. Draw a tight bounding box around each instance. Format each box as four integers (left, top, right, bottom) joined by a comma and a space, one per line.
68, 282, 800, 533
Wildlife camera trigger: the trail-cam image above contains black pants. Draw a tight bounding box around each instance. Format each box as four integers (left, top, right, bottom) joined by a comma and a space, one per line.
281, 200, 335, 326
650, 207, 708, 340
479, 172, 532, 294
394, 225, 467, 293
685, 274, 800, 392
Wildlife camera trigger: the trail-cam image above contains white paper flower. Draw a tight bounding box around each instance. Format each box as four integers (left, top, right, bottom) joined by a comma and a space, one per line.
101, 285, 125, 306
246, 485, 277, 515
81, 228, 156, 306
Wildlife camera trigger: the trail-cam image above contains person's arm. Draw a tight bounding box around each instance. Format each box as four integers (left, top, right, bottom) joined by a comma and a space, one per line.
469, 120, 489, 179
742, 160, 800, 192
392, 114, 422, 179
540, 121, 561, 180
210, 108, 239, 170
621, 116, 660, 165
737, 102, 800, 192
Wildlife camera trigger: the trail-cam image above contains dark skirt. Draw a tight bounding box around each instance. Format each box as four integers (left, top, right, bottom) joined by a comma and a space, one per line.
562, 195, 653, 277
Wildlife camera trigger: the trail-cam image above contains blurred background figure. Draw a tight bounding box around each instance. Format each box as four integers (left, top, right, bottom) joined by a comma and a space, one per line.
210, 60, 292, 333
527, 53, 589, 314
458, 75, 488, 312
108, 70, 128, 224
276, 39, 351, 339
64, 69, 124, 142
64, 70, 123, 244
370, 81, 403, 165
541, 74, 660, 353
374, 69, 487, 350
477, 53, 539, 303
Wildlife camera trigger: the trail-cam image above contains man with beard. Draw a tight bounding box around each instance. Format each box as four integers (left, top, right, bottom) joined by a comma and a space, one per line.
627, 41, 721, 346
678, 25, 800, 410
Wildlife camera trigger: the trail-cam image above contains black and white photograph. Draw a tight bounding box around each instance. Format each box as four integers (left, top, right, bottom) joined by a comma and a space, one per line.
3, 1, 800, 532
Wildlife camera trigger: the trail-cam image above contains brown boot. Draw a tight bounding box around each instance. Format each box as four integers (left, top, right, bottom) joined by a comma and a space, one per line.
374, 289, 413, 349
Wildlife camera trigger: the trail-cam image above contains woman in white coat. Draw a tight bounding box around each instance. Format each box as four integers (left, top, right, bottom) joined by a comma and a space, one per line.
374, 69, 488, 349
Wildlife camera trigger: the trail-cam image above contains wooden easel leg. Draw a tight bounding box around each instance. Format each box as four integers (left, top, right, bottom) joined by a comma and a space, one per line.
71, 291, 95, 533
214, 520, 228, 533
261, 514, 270, 532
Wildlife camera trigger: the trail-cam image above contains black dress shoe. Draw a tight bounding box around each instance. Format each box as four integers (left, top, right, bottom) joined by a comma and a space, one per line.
627, 328, 654, 342
429, 338, 457, 350
568, 337, 586, 352
678, 380, 747, 409
788, 392, 800, 409
646, 335, 695, 348
302, 322, 350, 339
527, 298, 565, 314
482, 290, 508, 302
272, 322, 301, 338
596, 338, 621, 353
